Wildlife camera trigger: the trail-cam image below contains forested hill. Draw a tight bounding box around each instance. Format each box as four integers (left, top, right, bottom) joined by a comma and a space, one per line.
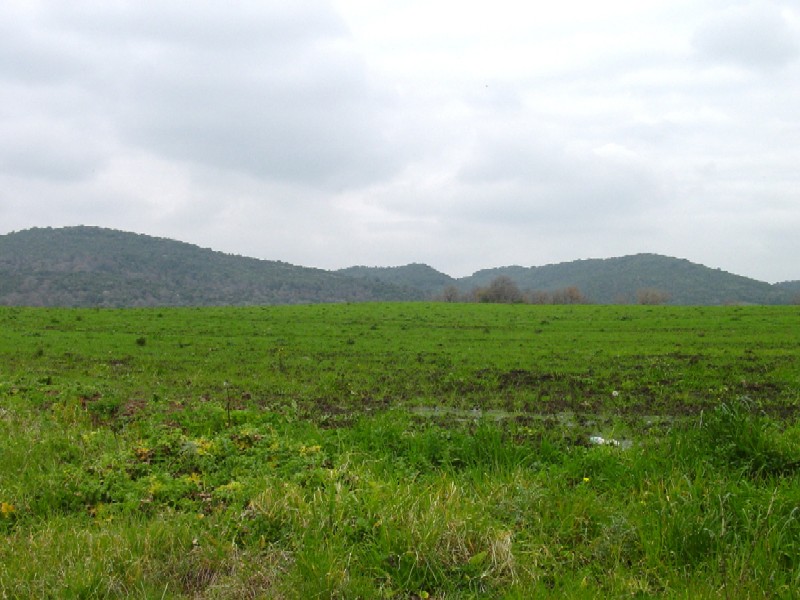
337, 264, 456, 295
0, 226, 796, 306
458, 254, 794, 305
0, 226, 423, 307
336, 255, 795, 305
775, 280, 800, 294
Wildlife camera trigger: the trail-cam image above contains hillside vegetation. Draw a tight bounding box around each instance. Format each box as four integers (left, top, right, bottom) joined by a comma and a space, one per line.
0, 227, 422, 306
458, 254, 792, 305
775, 280, 800, 294
0, 226, 796, 306
337, 263, 456, 295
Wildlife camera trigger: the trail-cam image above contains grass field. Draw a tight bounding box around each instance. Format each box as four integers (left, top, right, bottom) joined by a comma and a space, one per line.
1, 303, 799, 598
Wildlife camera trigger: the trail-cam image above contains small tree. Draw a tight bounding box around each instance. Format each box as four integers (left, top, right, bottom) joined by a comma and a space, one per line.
440, 285, 462, 303
551, 286, 586, 304
636, 288, 670, 305
477, 276, 526, 304
527, 290, 551, 305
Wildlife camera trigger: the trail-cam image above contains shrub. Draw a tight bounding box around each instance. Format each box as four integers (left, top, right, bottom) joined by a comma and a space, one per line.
688, 397, 799, 478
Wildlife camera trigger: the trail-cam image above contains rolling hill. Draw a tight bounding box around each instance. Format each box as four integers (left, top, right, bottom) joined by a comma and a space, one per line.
0, 226, 796, 306
337, 264, 456, 295
457, 254, 794, 305
0, 226, 423, 307
340, 256, 796, 305
775, 280, 800, 294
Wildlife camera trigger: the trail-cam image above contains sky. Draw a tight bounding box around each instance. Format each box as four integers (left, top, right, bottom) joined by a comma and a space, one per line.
1, 0, 799, 282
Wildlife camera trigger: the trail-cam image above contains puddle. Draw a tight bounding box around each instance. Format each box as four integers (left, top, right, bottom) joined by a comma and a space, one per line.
409, 405, 672, 425
588, 435, 633, 450
409, 405, 551, 423
408, 406, 676, 449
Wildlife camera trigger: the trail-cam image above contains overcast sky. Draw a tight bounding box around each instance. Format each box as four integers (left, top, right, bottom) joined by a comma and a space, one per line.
2, 1, 798, 282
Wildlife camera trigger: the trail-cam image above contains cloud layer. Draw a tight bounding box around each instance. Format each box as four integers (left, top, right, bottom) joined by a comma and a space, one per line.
1, 0, 798, 282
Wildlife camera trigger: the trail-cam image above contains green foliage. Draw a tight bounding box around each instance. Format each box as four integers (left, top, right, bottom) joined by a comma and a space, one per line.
1, 227, 796, 306
0, 226, 424, 306
678, 397, 799, 478
459, 253, 793, 304
338, 263, 456, 295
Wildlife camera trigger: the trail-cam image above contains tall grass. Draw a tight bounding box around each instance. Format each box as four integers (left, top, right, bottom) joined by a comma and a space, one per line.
2, 305, 800, 597
3, 385, 800, 598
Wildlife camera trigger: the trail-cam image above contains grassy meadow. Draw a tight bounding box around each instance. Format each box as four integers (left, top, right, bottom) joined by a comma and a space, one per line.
1, 303, 799, 598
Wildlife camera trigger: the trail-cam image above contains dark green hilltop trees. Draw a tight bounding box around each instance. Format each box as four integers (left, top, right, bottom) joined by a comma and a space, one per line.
0, 225, 797, 306
0, 226, 423, 306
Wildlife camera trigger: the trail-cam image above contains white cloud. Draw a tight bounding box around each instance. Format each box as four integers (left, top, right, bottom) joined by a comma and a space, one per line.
1, 0, 799, 283
692, 2, 799, 69
2, 1, 409, 188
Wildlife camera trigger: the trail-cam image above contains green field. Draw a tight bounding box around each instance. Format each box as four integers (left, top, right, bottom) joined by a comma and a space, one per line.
1, 304, 799, 598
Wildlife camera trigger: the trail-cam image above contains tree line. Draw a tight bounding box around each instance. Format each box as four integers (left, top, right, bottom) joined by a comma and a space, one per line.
437, 276, 670, 305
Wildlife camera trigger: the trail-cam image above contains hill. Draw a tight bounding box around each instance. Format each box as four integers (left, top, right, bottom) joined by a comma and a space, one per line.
0, 226, 423, 307
337, 264, 456, 295
774, 281, 800, 305
775, 280, 800, 293
457, 254, 792, 305
0, 227, 795, 306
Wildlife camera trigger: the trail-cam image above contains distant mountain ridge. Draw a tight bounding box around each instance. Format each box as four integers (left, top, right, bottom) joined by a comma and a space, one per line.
456, 254, 793, 305
0, 226, 423, 306
341, 256, 797, 305
775, 280, 800, 293
337, 264, 456, 295
0, 226, 796, 306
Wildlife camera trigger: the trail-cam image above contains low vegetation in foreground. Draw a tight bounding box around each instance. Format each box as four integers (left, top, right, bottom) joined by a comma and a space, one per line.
1, 304, 799, 598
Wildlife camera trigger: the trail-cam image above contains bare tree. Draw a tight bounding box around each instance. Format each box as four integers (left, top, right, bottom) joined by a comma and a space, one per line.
439, 285, 462, 302
551, 286, 586, 304
636, 288, 670, 305
475, 276, 526, 303
527, 290, 552, 304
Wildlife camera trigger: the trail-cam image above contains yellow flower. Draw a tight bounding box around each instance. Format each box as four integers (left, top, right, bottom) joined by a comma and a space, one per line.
583, 477, 590, 483
1, 502, 15, 517
195, 438, 215, 456
134, 445, 151, 461
215, 481, 243, 495
147, 478, 164, 496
